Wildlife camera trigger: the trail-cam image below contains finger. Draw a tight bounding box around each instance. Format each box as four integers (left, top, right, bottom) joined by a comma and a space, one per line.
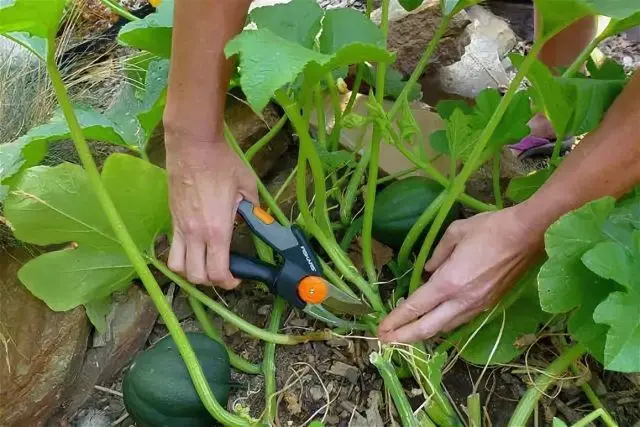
185, 239, 208, 284
441, 308, 480, 333
167, 230, 186, 274
206, 240, 240, 289
239, 176, 259, 204
425, 221, 465, 272
380, 299, 467, 343
378, 270, 451, 337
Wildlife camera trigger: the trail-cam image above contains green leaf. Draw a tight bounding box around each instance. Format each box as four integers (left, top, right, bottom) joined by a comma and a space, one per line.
559, 77, 625, 136
3, 31, 47, 59
399, 0, 424, 11
582, 241, 631, 286
85, 296, 112, 333
398, 97, 421, 142
538, 197, 618, 360
446, 109, 476, 162
320, 8, 384, 53
586, 57, 627, 81
0, 137, 47, 196
5, 154, 170, 311
552, 418, 568, 427
505, 168, 553, 203
0, 0, 66, 39
250, 0, 323, 48
342, 113, 369, 129
461, 270, 548, 365
602, 11, 640, 38
117, 0, 173, 57
313, 141, 354, 172
472, 89, 532, 154
440, 0, 480, 16
511, 55, 572, 138
362, 65, 422, 101
429, 130, 449, 155
226, 28, 394, 112
436, 100, 473, 120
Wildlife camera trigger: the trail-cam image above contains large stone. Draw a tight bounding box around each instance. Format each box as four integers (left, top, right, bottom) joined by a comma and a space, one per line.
52, 286, 158, 420
371, 0, 472, 78
0, 248, 90, 426
424, 5, 517, 100
147, 98, 290, 178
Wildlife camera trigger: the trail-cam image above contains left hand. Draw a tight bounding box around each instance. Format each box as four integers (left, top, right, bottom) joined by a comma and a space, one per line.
378, 206, 544, 343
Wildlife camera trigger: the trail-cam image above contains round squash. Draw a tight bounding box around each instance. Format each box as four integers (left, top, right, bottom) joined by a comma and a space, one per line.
372, 176, 460, 250
123, 332, 230, 427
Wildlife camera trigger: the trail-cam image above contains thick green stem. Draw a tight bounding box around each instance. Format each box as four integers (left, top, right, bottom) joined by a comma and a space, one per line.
371, 351, 420, 427
571, 408, 617, 427
492, 153, 503, 209
325, 72, 343, 152
263, 297, 286, 423
344, 64, 365, 117
340, 145, 371, 225
149, 256, 330, 345
391, 127, 495, 212
189, 296, 262, 375
340, 216, 364, 251
562, 32, 606, 78
315, 84, 327, 147
388, 16, 450, 119
508, 343, 587, 427
410, 43, 543, 294
100, 0, 139, 21
467, 393, 482, 427
397, 191, 445, 272
361, 0, 391, 283
46, 50, 248, 426
245, 115, 288, 161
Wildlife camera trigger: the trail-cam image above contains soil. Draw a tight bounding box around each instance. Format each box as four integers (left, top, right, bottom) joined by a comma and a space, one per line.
4, 1, 638, 426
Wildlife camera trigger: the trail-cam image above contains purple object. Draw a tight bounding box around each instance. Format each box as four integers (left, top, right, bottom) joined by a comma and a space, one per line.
508, 135, 552, 153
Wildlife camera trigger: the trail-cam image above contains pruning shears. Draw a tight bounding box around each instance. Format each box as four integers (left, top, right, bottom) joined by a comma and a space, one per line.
231, 200, 373, 323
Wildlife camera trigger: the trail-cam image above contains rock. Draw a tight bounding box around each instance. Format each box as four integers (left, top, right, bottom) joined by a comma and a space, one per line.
224, 322, 240, 337
147, 99, 290, 178
365, 390, 385, 426
52, 286, 158, 419
172, 289, 193, 321
0, 248, 90, 426
329, 361, 360, 384
371, 0, 471, 77
424, 5, 517, 99
309, 385, 325, 401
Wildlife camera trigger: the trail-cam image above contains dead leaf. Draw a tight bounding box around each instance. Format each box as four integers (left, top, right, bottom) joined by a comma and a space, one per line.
284, 391, 302, 415
514, 333, 537, 349
348, 238, 393, 276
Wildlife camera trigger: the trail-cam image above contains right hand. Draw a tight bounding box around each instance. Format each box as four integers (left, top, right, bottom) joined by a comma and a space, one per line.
165, 132, 258, 289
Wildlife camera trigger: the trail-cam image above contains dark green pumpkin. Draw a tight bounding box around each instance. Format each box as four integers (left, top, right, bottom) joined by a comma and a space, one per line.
372, 176, 460, 250
123, 332, 230, 427
398, 0, 424, 11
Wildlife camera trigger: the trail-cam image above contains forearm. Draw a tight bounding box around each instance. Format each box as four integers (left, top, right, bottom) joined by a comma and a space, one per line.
164, 0, 252, 145
520, 72, 640, 233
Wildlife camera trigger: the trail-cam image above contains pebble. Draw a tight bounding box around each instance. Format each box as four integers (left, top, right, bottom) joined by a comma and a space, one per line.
309, 385, 325, 401
329, 361, 360, 385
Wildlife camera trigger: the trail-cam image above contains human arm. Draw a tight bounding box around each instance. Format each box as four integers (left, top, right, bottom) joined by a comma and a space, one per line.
164, 0, 255, 288
378, 72, 640, 343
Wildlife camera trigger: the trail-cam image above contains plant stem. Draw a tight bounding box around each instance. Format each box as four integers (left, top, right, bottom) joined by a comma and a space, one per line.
572, 408, 617, 427
245, 115, 288, 161
361, 0, 391, 284
344, 64, 365, 116
397, 191, 445, 272
326, 72, 343, 152
340, 216, 364, 251
371, 351, 420, 427
492, 153, 503, 209
562, 32, 607, 78
46, 50, 248, 427
263, 297, 286, 423
467, 393, 482, 427
390, 127, 496, 212
366, 0, 374, 16
508, 343, 587, 427
189, 296, 262, 375
100, 0, 139, 21
410, 42, 543, 294
149, 256, 330, 344
388, 16, 450, 120
315, 84, 327, 147
340, 144, 371, 225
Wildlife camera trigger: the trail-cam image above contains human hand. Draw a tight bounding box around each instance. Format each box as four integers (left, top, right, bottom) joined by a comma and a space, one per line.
165, 134, 258, 289
378, 206, 544, 343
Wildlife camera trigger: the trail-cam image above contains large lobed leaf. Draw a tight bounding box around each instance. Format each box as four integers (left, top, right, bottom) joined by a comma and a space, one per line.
0, 0, 66, 39
226, 0, 394, 112
538, 193, 640, 370
117, 0, 173, 57
4, 154, 170, 320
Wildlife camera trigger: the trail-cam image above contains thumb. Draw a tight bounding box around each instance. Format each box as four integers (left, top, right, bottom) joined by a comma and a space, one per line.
425, 220, 466, 272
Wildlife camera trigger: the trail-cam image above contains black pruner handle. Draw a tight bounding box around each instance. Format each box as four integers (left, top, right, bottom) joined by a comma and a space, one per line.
229, 252, 279, 293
